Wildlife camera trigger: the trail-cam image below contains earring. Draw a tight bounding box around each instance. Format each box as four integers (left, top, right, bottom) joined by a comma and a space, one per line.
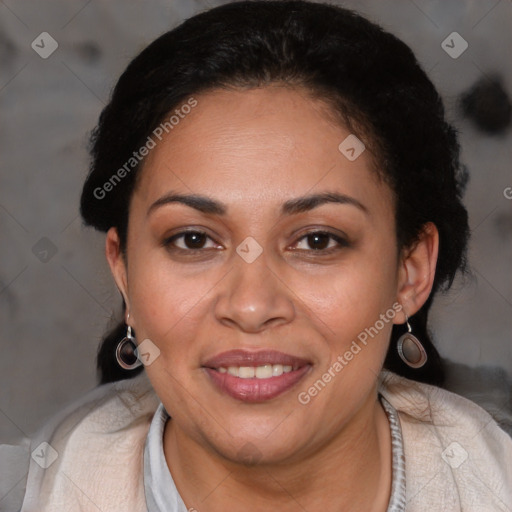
115, 323, 142, 370
397, 314, 427, 369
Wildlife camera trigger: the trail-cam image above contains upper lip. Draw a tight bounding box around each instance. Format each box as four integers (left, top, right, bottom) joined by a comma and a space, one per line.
202, 349, 311, 369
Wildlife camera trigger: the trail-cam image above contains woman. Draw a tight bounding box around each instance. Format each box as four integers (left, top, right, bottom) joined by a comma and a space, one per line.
17, 1, 512, 510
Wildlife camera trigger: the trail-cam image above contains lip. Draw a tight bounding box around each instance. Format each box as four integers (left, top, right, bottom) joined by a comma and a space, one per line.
202, 349, 310, 369
202, 350, 312, 402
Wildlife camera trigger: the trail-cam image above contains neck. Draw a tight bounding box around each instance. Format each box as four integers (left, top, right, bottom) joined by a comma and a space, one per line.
163, 390, 392, 512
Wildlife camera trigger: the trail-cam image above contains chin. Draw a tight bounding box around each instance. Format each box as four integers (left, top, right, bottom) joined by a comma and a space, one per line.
213, 436, 302, 467
198, 412, 311, 467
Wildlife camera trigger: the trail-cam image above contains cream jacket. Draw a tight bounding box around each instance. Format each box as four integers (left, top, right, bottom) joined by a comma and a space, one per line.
7, 371, 512, 511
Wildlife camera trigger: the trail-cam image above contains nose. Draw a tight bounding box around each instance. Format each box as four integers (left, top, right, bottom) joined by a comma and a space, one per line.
214, 248, 296, 333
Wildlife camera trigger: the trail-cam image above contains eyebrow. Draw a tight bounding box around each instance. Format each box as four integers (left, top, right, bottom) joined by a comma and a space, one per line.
147, 191, 368, 217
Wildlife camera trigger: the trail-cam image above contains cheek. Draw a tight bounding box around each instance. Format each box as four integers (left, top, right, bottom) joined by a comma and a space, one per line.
127, 251, 218, 350
295, 244, 398, 342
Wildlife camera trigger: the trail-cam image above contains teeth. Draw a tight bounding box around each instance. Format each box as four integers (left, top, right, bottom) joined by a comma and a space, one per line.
227, 366, 239, 377
272, 364, 284, 377
218, 364, 295, 379
239, 366, 255, 378
255, 364, 273, 379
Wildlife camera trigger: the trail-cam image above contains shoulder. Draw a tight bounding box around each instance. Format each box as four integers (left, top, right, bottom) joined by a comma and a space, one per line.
379, 370, 512, 511
20, 372, 160, 511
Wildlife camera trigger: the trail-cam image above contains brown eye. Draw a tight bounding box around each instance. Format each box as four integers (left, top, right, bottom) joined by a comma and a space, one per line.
163, 230, 218, 252
180, 232, 207, 249
293, 231, 349, 252
305, 232, 331, 250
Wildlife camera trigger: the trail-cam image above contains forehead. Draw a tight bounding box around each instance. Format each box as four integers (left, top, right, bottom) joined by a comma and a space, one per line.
134, 86, 391, 215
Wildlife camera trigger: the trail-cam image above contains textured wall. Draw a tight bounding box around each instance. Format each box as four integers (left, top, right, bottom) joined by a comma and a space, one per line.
1, 0, 511, 452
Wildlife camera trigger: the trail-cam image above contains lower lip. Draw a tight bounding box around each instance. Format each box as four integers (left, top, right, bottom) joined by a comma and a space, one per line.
204, 366, 311, 402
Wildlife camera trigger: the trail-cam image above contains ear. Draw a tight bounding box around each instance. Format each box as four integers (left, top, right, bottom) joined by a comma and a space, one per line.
395, 222, 439, 323
105, 227, 130, 321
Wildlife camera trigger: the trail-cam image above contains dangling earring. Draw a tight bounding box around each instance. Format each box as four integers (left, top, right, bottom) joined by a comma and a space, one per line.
115, 317, 142, 370
397, 314, 427, 368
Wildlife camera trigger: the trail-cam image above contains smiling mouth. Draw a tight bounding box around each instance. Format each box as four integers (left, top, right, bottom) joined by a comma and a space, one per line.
202, 350, 312, 402
216, 363, 298, 378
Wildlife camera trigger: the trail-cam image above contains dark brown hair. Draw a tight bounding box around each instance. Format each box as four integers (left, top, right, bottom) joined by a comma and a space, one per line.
80, 1, 469, 386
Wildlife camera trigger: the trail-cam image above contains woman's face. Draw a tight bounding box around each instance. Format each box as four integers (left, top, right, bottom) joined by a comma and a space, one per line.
108, 85, 415, 464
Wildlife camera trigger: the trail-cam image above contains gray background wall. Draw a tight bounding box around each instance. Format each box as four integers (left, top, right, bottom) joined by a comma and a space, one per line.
1, 0, 511, 447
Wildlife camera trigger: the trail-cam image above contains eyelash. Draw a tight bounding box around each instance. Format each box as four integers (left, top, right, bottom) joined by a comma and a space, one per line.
162, 229, 350, 255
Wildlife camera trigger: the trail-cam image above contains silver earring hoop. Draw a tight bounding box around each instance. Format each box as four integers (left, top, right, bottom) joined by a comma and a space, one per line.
116, 325, 142, 370
397, 315, 428, 369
